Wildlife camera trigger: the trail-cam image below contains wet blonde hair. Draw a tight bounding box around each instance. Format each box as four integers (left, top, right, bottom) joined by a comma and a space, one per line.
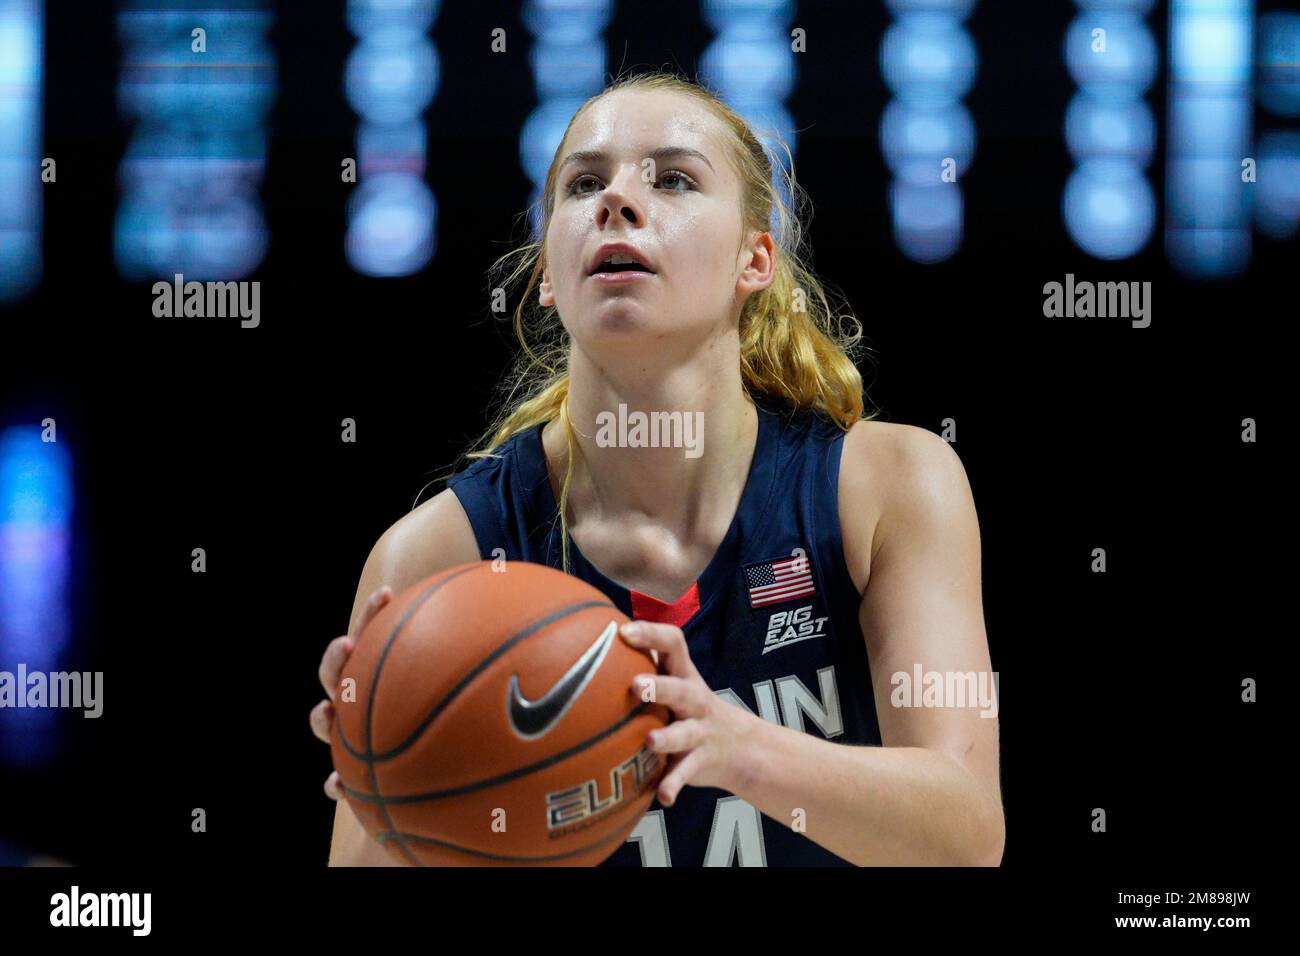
441, 71, 874, 571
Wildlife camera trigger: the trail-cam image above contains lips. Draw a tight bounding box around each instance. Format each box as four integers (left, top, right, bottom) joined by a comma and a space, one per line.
587, 242, 657, 276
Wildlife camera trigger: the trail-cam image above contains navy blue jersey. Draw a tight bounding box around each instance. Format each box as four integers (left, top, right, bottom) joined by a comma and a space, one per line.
447, 397, 882, 866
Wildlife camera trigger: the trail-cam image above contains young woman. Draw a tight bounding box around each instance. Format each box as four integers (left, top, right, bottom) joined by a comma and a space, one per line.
309, 72, 1004, 867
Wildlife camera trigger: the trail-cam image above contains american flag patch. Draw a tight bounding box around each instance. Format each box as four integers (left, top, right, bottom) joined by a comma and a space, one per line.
744, 554, 816, 608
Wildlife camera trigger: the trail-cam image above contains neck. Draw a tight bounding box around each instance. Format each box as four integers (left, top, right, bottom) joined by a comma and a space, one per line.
548, 336, 759, 538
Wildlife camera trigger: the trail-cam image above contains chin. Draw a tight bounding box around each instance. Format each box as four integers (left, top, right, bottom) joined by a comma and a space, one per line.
579, 305, 661, 339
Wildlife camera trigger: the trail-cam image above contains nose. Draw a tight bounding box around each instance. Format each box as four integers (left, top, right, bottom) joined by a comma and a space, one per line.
594, 164, 646, 228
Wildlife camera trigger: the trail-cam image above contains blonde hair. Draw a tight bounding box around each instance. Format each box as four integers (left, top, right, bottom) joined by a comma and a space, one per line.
439, 71, 875, 571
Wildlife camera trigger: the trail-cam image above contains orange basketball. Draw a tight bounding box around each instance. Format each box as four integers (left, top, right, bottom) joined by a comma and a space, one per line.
330, 560, 669, 866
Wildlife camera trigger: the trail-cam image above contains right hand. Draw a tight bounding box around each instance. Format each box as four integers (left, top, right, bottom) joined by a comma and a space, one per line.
309, 585, 394, 800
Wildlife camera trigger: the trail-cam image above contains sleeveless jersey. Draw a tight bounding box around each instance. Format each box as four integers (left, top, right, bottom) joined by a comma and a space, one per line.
446, 398, 882, 866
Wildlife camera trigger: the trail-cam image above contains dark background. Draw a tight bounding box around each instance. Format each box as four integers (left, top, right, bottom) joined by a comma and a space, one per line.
0, 0, 1280, 902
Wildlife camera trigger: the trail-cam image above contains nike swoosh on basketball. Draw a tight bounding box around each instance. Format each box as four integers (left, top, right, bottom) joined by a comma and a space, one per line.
506, 620, 618, 740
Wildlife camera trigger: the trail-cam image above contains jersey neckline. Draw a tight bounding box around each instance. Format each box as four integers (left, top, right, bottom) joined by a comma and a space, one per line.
520, 399, 784, 622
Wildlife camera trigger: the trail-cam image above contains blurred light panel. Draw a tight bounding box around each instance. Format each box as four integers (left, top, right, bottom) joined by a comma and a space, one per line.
1063, 2, 1157, 259
115, 1, 276, 282
881, 100, 975, 185
345, 0, 439, 276
1257, 12, 1300, 117
521, 0, 612, 238
1065, 97, 1155, 165
1254, 14, 1300, 241
1064, 7, 1158, 102
700, 0, 798, 235
880, 0, 979, 263
881, 7, 977, 107
0, 426, 72, 766
1165, 0, 1253, 278
1254, 130, 1300, 240
1064, 159, 1157, 257
0, 0, 42, 303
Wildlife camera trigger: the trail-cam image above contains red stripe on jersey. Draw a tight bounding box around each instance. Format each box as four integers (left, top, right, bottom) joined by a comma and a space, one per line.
630, 581, 701, 629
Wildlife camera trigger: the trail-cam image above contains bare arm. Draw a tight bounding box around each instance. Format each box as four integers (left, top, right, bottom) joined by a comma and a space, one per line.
312, 487, 482, 866
726, 423, 1004, 864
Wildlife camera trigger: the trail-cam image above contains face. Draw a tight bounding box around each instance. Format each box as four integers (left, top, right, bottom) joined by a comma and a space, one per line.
538, 89, 774, 351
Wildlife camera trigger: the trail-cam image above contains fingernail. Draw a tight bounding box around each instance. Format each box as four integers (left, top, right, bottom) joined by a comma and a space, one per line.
621, 622, 642, 639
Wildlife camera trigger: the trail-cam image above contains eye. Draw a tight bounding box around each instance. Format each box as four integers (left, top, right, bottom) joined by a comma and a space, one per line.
563, 169, 698, 197
566, 174, 600, 196
654, 170, 697, 191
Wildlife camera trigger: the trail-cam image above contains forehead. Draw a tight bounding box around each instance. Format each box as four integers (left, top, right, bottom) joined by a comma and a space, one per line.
563, 89, 728, 168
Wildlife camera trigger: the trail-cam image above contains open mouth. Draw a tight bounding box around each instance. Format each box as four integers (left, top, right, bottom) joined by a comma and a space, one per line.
591, 261, 653, 275
588, 250, 657, 276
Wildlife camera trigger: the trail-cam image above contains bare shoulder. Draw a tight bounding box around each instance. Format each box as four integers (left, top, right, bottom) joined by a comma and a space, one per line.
838, 419, 974, 594
348, 488, 481, 631
379, 487, 479, 565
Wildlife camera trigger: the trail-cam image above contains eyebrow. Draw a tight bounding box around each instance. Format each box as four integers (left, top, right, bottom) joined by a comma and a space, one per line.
558, 146, 716, 176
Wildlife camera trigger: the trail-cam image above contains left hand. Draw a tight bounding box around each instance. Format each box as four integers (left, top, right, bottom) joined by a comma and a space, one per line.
620, 619, 760, 807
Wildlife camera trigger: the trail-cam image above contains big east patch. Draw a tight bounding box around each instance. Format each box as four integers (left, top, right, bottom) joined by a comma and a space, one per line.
763, 605, 830, 655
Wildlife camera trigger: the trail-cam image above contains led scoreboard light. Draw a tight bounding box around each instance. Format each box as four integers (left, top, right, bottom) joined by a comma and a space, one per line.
344, 0, 440, 277
1063, 0, 1157, 261
880, 0, 978, 264
0, 0, 42, 303
114, 0, 276, 282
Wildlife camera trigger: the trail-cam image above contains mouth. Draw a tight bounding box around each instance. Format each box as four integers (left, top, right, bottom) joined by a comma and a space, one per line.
587, 268, 655, 284
587, 245, 657, 277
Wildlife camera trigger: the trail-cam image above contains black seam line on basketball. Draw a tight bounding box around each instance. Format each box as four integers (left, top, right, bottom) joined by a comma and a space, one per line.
340, 700, 651, 804
336, 566, 480, 764
364, 566, 482, 867
374, 807, 644, 863
335, 564, 540, 766
337, 597, 618, 764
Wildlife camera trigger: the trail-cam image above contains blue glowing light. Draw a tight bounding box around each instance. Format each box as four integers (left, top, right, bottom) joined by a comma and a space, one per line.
1063, 159, 1157, 259
1254, 130, 1300, 241
345, 173, 437, 277
1063, 0, 1156, 260
1257, 13, 1300, 118
0, 0, 42, 303
1166, 0, 1253, 278
1065, 94, 1155, 167
881, 2, 977, 262
889, 181, 964, 263
345, 0, 439, 276
880, 14, 978, 108
114, 5, 276, 282
1065, 12, 1158, 102
0, 425, 73, 766
880, 100, 976, 186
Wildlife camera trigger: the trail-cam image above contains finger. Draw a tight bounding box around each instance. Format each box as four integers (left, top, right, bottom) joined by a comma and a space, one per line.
319, 635, 355, 701
632, 673, 708, 718
309, 698, 335, 744
657, 750, 704, 808
620, 621, 700, 680
648, 718, 702, 756
355, 585, 394, 635
324, 771, 345, 801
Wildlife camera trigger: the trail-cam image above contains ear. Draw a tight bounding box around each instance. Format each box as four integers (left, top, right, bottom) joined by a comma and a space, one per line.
539, 262, 554, 307
736, 230, 776, 299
